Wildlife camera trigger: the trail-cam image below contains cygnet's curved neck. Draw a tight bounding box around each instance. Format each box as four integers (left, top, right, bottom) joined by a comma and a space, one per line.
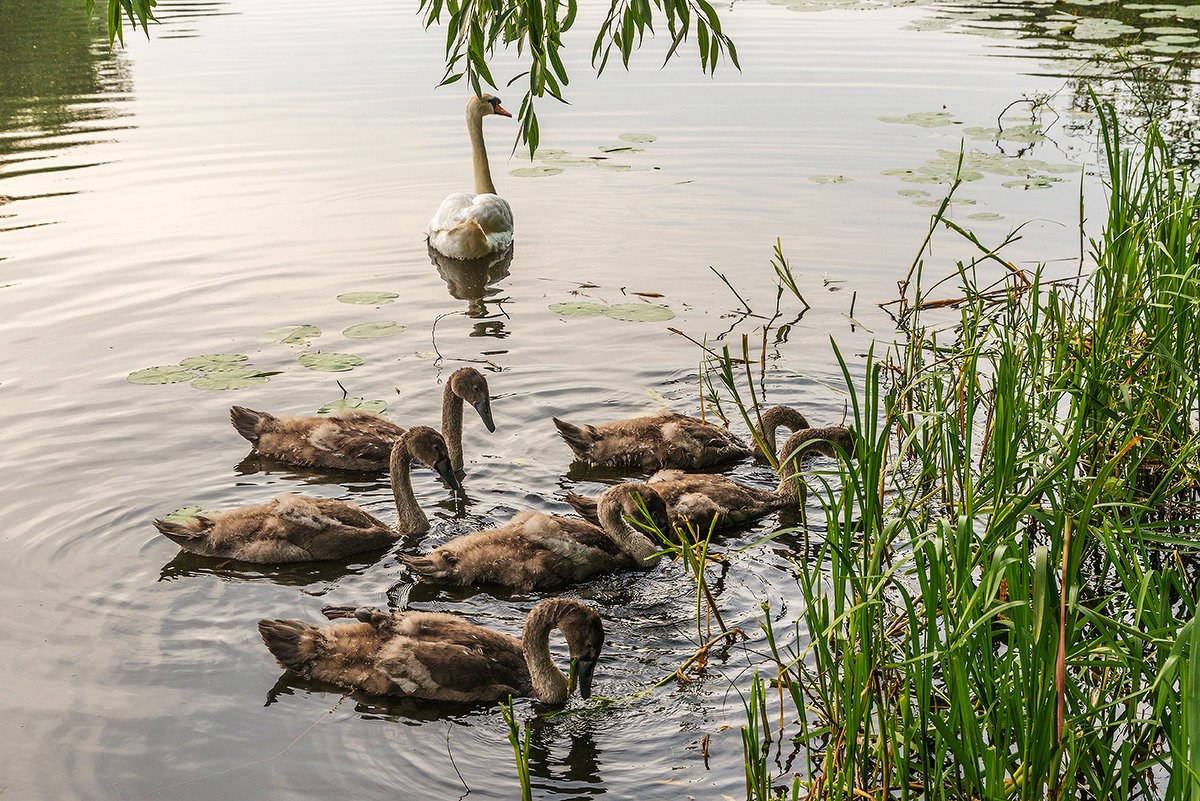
754, 406, 811, 461
468, 106, 496, 195
598, 499, 662, 568
521, 603, 570, 703
390, 441, 430, 535
442, 382, 465, 471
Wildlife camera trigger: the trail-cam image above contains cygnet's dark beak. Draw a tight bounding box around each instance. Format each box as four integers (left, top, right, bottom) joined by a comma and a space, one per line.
473, 397, 496, 433
577, 657, 597, 699
434, 456, 463, 493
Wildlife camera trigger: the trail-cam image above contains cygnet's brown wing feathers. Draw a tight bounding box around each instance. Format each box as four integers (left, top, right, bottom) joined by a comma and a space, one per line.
401, 511, 630, 591
155, 495, 394, 563
261, 611, 530, 701
555, 412, 752, 471
231, 407, 406, 472
567, 473, 785, 533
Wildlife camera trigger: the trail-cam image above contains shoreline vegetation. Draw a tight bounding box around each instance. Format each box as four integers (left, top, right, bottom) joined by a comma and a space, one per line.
689, 99, 1198, 799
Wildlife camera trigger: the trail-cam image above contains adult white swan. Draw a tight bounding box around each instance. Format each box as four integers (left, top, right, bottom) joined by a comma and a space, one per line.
427, 94, 514, 260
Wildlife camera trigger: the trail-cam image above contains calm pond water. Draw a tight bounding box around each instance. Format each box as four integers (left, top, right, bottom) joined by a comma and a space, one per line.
3, 0, 1198, 798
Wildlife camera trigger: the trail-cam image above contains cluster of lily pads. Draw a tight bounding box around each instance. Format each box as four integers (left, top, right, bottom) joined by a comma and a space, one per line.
510, 133, 660, 178
126, 290, 411, 390
549, 301, 676, 322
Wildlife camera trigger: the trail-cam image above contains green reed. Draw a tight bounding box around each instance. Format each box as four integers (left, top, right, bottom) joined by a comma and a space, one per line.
500, 697, 533, 801
709, 98, 1200, 799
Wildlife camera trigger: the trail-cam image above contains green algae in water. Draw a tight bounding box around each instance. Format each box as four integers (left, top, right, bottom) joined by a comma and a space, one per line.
318, 397, 388, 416
510, 166, 564, 177
337, 291, 399, 305
549, 302, 607, 317
127, 365, 198, 385
342, 321, 408, 339
603, 303, 676, 322
179, 353, 249, 371
190, 369, 271, 390
298, 353, 366, 372
809, 174, 854, 184
261, 325, 321, 345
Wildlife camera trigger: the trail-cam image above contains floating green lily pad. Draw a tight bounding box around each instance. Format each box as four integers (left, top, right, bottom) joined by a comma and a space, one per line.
914, 197, 976, 207
619, 133, 657, 143
877, 111, 959, 128
510, 166, 564, 177
809, 174, 853, 184
191, 369, 271, 390
127, 365, 198, 385
337, 291, 399, 305
897, 189, 930, 197
539, 155, 601, 166
299, 353, 366, 372
1003, 177, 1058, 190
603, 303, 676, 322
262, 325, 321, 345
318, 398, 388, 416
549, 302, 607, 317
164, 505, 213, 524
596, 163, 633, 172
599, 145, 645, 154
532, 148, 568, 158
179, 354, 249, 371
968, 212, 1006, 221
342, 321, 408, 339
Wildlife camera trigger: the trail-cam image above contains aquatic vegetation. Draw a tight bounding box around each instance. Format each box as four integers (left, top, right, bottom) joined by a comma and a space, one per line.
335, 291, 398, 305
297, 352, 365, 372
162, 505, 213, 524
260, 324, 321, 345
341, 321, 407, 339
508, 165, 563, 177
128, 354, 275, 390
126, 365, 198, 384
807, 174, 852, 184
190, 369, 271, 390
316, 398, 388, 416
548, 301, 675, 322
178, 353, 248, 371
619, 133, 657, 142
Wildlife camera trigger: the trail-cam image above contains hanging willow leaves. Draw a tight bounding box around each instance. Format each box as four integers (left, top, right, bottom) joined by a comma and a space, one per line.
92, 0, 156, 46
416, 0, 739, 157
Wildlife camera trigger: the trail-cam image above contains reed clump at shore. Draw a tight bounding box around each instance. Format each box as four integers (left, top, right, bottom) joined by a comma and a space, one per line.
729, 102, 1199, 800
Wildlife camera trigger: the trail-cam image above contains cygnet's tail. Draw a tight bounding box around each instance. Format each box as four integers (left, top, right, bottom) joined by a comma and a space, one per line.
397, 552, 456, 582
563, 492, 601, 526
230, 406, 275, 445
258, 619, 321, 672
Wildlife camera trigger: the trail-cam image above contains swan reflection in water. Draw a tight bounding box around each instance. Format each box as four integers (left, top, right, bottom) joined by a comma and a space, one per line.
430, 241, 512, 320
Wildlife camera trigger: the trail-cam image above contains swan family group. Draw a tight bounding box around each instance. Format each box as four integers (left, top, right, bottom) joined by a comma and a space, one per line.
154, 95, 855, 706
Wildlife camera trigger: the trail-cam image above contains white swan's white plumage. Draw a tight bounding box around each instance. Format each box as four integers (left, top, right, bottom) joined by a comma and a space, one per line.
427, 95, 514, 261
428, 191, 513, 261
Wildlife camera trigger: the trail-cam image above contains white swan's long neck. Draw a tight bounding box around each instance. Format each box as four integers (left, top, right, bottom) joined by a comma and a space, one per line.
390, 443, 429, 535
522, 603, 569, 703
468, 108, 496, 195
441, 383, 465, 472
598, 500, 662, 568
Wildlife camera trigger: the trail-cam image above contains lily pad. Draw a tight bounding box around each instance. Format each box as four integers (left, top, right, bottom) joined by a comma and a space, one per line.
127, 365, 198, 385
877, 111, 959, 128
342, 321, 408, 339
510, 166, 564, 177
596, 163, 633, 172
619, 133, 657, 143
191, 369, 271, 390
179, 353, 249, 371
298, 353, 366, 372
809, 174, 853, 184
549, 302, 607, 317
337, 291, 399, 305
262, 325, 321, 345
1003, 177, 1058, 190
164, 505, 213, 524
599, 145, 644, 154
968, 212, 1005, 221
318, 398, 388, 416
539, 155, 601, 166
897, 189, 930, 197
603, 303, 676, 322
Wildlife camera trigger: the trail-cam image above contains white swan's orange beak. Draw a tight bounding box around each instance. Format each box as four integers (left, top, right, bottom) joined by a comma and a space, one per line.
493, 103, 512, 118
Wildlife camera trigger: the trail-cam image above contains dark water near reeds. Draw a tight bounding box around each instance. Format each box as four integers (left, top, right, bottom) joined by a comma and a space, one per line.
2, 0, 1198, 797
